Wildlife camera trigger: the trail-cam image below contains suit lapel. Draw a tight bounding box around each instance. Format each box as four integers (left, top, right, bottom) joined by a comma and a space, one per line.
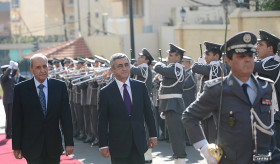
28, 77, 45, 117
46, 78, 55, 117
130, 79, 137, 115
111, 80, 129, 115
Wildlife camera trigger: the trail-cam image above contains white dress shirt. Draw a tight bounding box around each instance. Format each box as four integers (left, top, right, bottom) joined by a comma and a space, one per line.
115, 78, 133, 103
34, 77, 48, 109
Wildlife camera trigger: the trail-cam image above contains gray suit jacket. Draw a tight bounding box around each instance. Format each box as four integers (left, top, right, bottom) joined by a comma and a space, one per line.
0, 68, 17, 104
154, 63, 185, 113
182, 73, 276, 163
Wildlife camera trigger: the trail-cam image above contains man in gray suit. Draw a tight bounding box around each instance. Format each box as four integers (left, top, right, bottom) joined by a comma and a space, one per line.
0, 61, 18, 139
182, 31, 280, 164
154, 43, 186, 164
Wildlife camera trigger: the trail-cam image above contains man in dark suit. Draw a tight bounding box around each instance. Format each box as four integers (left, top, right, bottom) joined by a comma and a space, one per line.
0, 61, 18, 139
98, 53, 157, 164
12, 54, 74, 164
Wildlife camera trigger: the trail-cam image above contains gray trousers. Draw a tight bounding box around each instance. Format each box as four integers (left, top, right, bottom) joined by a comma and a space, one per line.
84, 105, 93, 140
70, 102, 78, 136
75, 103, 85, 136
165, 110, 187, 158
90, 105, 98, 139
3, 103, 12, 137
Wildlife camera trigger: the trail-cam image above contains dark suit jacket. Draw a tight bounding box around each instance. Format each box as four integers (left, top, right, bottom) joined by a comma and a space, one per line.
98, 79, 157, 158
0, 68, 17, 104
12, 77, 74, 160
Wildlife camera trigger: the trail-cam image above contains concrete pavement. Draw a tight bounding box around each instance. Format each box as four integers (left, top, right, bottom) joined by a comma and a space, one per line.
0, 99, 206, 164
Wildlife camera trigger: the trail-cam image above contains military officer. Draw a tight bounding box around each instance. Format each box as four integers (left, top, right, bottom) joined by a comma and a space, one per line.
154, 43, 186, 164
182, 56, 196, 146
182, 56, 196, 109
192, 42, 230, 144
253, 30, 280, 149
0, 61, 18, 139
130, 48, 154, 163
130, 48, 154, 97
182, 31, 280, 164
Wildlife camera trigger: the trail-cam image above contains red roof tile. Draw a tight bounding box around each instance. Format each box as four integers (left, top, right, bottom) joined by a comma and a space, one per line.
24, 37, 93, 60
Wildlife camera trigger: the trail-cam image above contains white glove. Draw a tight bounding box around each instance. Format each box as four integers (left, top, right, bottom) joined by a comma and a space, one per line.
209, 61, 219, 65
13, 62, 18, 69
197, 57, 204, 64
9, 61, 15, 69
160, 112, 165, 120
154, 62, 165, 68
274, 54, 280, 62
201, 144, 218, 164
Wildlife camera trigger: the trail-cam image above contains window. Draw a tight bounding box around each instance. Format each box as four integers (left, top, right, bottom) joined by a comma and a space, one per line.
123, 0, 143, 17
12, 0, 19, 8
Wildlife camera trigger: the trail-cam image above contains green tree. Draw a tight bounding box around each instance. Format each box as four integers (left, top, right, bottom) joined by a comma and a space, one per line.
259, 0, 280, 11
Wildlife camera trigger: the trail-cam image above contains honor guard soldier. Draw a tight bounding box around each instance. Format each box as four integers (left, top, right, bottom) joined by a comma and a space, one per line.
1, 61, 18, 139
130, 48, 154, 163
183, 31, 280, 164
254, 30, 280, 148
154, 43, 187, 164
130, 48, 154, 97
181, 56, 197, 146
63, 57, 73, 68
192, 42, 230, 144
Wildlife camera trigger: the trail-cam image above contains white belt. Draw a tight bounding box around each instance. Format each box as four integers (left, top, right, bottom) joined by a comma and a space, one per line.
158, 94, 182, 99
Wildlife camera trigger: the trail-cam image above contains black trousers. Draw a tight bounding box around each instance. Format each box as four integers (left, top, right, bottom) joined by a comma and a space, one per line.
3, 103, 12, 137
25, 145, 60, 164
111, 141, 145, 164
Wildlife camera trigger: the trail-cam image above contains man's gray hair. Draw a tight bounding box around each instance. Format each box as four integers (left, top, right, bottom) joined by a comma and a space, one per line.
30, 53, 48, 67
110, 53, 130, 68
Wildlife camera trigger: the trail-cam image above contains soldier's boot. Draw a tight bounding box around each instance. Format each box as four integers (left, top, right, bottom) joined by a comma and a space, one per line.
144, 148, 152, 163
174, 158, 186, 164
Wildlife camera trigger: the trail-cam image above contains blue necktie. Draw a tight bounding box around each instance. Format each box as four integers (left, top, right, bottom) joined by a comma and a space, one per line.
242, 83, 251, 105
123, 83, 132, 115
38, 84, 47, 117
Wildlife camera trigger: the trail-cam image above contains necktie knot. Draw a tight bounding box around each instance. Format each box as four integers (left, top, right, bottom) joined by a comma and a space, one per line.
38, 84, 44, 90
123, 83, 127, 88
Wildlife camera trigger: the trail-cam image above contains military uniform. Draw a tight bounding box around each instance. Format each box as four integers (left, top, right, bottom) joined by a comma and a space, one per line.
154, 43, 187, 160
0, 64, 17, 138
192, 42, 229, 143
130, 48, 155, 163
182, 32, 280, 164
254, 30, 280, 149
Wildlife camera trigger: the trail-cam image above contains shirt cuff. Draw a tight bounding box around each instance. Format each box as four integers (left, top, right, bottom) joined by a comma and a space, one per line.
99, 146, 109, 151
149, 137, 157, 139
193, 139, 208, 150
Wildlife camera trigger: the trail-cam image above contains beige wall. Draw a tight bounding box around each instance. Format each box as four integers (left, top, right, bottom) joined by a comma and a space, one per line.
19, 0, 45, 35
173, 9, 280, 61
85, 35, 123, 60
44, 0, 63, 36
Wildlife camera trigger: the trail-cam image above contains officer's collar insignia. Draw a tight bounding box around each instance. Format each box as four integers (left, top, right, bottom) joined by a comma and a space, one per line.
228, 80, 233, 86
243, 34, 251, 43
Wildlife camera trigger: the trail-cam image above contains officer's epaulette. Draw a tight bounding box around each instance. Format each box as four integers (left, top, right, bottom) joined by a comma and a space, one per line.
205, 77, 225, 88
256, 76, 274, 84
